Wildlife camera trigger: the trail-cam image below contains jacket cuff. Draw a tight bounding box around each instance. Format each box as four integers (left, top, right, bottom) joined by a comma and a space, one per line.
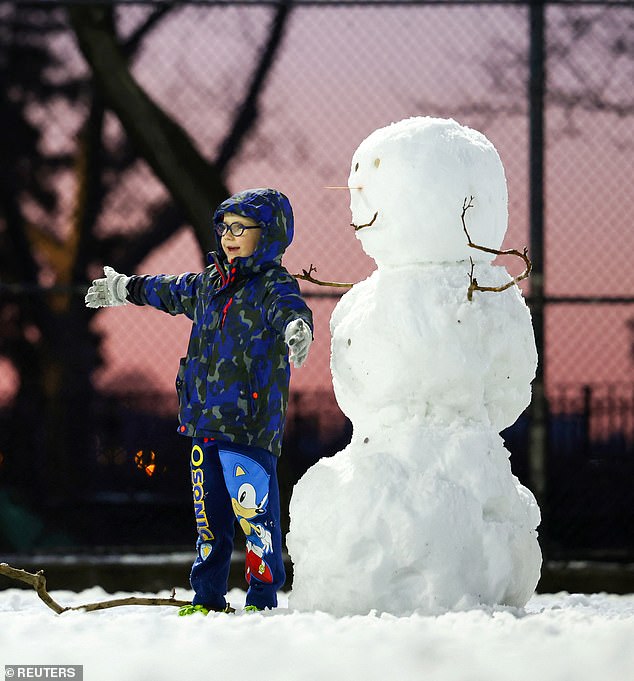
126, 275, 148, 306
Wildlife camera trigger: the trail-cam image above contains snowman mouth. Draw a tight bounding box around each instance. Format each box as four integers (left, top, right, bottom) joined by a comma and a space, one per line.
351, 211, 378, 232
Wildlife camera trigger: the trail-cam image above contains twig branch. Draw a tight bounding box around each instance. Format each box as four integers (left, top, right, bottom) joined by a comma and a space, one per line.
293, 264, 353, 289
64, 592, 191, 613
215, 0, 293, 173
67, 5, 227, 253
123, 4, 175, 59
0, 563, 65, 614
461, 196, 532, 302
0, 562, 190, 614
351, 211, 378, 232
293, 205, 375, 287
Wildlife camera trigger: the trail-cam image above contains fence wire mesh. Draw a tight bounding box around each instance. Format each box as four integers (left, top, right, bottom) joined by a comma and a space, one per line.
0, 0, 633, 560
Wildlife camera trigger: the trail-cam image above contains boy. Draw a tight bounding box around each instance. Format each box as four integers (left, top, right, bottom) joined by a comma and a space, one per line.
85, 188, 313, 613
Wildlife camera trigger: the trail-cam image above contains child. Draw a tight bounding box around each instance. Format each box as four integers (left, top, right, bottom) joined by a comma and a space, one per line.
85, 188, 313, 613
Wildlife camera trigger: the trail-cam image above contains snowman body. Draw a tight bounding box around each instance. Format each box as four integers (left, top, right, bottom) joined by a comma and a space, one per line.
331, 263, 535, 432
288, 117, 541, 616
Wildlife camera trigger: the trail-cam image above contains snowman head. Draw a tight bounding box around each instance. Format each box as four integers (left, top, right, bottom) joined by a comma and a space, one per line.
348, 117, 508, 266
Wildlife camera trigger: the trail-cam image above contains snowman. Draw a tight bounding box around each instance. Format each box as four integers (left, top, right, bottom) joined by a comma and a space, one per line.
287, 117, 541, 616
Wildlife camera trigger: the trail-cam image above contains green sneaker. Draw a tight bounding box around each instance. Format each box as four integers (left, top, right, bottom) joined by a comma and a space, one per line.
244, 605, 263, 613
178, 603, 235, 616
178, 604, 209, 616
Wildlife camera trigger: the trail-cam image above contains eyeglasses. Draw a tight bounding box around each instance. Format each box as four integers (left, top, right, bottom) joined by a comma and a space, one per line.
214, 221, 261, 237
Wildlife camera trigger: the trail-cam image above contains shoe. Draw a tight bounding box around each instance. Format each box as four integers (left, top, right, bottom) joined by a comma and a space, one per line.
178, 604, 209, 616
178, 603, 235, 616
244, 605, 263, 613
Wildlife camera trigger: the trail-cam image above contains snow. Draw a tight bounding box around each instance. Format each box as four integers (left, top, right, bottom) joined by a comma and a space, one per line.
1, 588, 634, 681
288, 117, 540, 616
327, 264, 535, 432
346, 116, 508, 266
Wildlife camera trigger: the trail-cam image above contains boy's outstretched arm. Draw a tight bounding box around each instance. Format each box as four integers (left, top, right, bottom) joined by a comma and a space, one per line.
85, 266, 202, 319
126, 272, 201, 319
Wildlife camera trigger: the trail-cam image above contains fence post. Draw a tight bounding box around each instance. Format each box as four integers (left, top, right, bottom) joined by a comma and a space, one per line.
583, 384, 592, 456
527, 0, 548, 544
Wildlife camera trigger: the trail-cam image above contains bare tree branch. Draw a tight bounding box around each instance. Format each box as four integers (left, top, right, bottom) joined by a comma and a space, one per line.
68, 5, 227, 254
69, 3, 294, 262
293, 263, 353, 289
100, 202, 186, 273
0, 562, 190, 614
415, 8, 634, 134
122, 4, 176, 59
0, 563, 65, 614
351, 211, 379, 232
461, 196, 532, 302
215, 0, 294, 173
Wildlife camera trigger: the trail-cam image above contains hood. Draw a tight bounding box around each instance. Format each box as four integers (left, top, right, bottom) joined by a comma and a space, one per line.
211, 188, 294, 271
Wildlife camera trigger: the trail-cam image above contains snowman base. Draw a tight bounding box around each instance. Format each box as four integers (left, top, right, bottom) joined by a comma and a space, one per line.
288, 423, 541, 617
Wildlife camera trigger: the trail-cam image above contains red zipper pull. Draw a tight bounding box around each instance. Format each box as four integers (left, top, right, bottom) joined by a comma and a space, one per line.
221, 296, 234, 328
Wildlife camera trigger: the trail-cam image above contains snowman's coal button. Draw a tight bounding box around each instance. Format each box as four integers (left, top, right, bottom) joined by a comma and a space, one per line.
347, 338, 351, 346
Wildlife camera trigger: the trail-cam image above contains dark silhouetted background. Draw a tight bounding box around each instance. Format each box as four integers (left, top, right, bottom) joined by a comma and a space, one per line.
1, 1, 632, 589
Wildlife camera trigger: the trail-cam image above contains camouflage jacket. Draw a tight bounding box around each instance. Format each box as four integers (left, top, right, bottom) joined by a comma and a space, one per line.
127, 189, 313, 457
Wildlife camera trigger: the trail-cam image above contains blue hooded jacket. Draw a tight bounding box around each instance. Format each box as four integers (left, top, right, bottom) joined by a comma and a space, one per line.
127, 188, 313, 457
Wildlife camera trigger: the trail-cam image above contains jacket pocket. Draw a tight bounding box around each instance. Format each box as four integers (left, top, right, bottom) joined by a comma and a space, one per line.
175, 358, 188, 412
238, 384, 255, 421
249, 359, 266, 418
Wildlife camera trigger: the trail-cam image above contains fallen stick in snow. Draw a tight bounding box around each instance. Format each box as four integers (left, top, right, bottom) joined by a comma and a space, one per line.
0, 562, 190, 614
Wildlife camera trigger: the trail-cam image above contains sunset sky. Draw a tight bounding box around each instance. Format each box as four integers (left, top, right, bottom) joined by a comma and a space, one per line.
3, 2, 633, 404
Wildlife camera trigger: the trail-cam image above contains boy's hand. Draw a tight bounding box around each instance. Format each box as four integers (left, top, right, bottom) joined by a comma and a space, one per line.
85, 266, 130, 308
285, 319, 312, 368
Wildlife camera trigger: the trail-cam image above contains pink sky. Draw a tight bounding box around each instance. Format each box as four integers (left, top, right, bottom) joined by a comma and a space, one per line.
2, 3, 633, 404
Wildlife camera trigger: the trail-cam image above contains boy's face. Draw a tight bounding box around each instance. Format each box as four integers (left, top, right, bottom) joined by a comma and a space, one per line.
219, 213, 262, 262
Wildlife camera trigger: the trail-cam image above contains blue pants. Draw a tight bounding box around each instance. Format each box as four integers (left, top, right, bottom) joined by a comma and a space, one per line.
188, 437, 285, 610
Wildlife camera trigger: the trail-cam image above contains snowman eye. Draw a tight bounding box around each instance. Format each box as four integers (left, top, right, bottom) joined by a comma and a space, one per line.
354, 162, 359, 172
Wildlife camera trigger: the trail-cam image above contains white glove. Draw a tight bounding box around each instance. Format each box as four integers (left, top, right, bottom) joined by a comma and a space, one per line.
85, 266, 130, 308
284, 318, 312, 368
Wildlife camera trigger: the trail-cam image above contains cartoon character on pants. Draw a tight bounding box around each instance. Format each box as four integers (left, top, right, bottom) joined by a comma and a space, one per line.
189, 439, 286, 611
222, 452, 275, 584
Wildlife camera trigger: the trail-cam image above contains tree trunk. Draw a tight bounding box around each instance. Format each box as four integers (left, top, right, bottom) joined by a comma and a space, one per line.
68, 5, 227, 254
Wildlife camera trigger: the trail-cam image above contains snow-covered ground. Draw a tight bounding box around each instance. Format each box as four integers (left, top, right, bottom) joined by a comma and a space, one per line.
1, 588, 633, 681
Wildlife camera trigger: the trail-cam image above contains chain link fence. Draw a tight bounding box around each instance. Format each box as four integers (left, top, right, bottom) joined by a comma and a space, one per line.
1, 1, 632, 561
